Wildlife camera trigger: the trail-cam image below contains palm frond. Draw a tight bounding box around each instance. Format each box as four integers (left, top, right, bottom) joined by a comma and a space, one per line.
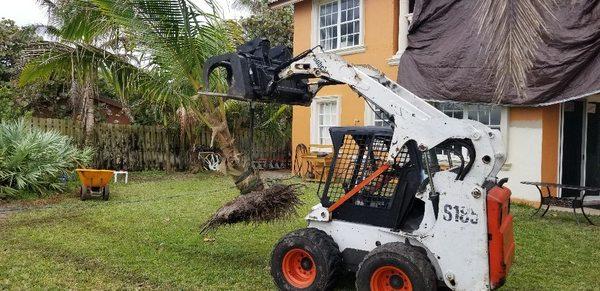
19, 43, 74, 85
475, 0, 555, 102
91, 0, 232, 87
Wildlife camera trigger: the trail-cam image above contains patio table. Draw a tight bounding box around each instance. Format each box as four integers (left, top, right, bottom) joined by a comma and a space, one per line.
521, 181, 600, 225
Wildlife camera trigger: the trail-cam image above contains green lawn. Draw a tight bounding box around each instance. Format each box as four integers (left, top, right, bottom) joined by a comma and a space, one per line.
0, 172, 598, 290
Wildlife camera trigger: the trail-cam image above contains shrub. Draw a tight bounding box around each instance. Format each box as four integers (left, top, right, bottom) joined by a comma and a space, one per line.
0, 119, 93, 199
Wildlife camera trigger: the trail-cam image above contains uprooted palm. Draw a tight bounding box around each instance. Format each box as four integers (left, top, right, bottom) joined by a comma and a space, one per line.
21, 0, 299, 228
86, 0, 268, 193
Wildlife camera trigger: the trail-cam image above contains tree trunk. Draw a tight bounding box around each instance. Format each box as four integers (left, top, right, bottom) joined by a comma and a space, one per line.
121, 103, 135, 124
70, 75, 96, 145
205, 112, 265, 194
81, 77, 96, 145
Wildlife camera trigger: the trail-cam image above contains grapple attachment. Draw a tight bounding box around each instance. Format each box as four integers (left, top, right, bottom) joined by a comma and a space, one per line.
203, 38, 313, 106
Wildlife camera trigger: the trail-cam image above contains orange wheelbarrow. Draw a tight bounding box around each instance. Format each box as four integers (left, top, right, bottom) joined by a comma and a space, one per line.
76, 169, 114, 201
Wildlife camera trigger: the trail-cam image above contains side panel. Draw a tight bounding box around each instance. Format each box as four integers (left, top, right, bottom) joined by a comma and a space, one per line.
487, 186, 515, 289
310, 171, 494, 291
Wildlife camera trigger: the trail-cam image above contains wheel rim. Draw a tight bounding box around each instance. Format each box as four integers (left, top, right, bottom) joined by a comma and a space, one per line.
370, 265, 413, 291
281, 248, 316, 288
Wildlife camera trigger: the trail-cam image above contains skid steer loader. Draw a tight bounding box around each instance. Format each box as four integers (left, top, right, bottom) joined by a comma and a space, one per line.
204, 39, 515, 291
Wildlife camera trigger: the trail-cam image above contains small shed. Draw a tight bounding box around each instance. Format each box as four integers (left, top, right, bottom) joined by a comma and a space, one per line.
95, 96, 132, 125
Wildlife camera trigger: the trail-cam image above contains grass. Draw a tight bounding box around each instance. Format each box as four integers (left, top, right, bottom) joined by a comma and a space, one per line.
0, 172, 599, 290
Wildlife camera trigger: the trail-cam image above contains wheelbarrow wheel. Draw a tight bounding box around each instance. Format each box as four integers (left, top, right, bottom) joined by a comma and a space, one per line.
80, 186, 88, 201
102, 185, 110, 201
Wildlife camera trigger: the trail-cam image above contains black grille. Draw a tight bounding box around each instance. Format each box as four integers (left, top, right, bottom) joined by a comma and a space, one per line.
321, 130, 412, 210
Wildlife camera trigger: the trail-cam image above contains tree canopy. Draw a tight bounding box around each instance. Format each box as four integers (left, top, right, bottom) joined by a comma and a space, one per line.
0, 19, 36, 120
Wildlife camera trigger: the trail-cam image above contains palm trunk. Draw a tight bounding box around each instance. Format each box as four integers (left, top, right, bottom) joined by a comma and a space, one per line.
70, 75, 96, 145
121, 103, 135, 124
81, 77, 96, 145
205, 111, 265, 194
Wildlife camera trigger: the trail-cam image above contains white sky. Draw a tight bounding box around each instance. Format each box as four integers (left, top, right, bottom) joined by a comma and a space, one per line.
0, 0, 249, 26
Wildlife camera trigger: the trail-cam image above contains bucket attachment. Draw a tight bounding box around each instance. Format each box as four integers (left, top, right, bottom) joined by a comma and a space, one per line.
203, 38, 313, 106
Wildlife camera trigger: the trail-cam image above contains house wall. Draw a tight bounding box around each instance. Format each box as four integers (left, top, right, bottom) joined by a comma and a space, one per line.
589, 94, 600, 102
498, 106, 558, 202
541, 105, 560, 196
291, 0, 399, 166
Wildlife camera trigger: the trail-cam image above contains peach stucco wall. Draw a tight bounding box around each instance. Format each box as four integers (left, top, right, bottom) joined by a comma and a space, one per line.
505, 105, 560, 198
291, 0, 399, 165
541, 105, 560, 195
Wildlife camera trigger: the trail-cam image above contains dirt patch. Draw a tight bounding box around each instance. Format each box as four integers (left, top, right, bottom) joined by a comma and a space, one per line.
261, 170, 294, 181
1, 211, 87, 229
1, 191, 75, 209
0, 192, 78, 224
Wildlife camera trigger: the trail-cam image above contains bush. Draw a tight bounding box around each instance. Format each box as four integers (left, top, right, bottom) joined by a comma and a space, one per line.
0, 119, 93, 199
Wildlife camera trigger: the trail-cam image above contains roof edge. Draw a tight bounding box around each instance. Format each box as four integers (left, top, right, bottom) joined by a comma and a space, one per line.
94, 96, 124, 109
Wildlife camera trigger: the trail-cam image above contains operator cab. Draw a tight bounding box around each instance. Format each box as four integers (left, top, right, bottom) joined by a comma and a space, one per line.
318, 126, 478, 233
318, 126, 425, 231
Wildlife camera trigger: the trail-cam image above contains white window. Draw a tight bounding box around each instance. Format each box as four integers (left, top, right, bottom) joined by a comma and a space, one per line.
435, 103, 503, 131
318, 0, 362, 51
432, 102, 508, 168
365, 103, 392, 127
311, 97, 340, 145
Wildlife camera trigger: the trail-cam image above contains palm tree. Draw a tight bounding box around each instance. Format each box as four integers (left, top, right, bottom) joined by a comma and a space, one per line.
20, 0, 136, 142
86, 0, 266, 193
20, 0, 266, 193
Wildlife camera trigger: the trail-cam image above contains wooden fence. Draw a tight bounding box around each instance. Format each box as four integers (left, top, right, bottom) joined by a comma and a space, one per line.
25, 117, 291, 171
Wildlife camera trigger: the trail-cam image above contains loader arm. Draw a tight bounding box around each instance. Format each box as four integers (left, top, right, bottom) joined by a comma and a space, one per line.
204, 41, 506, 184
274, 47, 506, 184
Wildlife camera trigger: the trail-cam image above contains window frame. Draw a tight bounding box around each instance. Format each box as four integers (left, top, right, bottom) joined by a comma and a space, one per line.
311, 96, 341, 146
435, 103, 506, 131
434, 102, 510, 157
364, 103, 392, 127
312, 0, 365, 55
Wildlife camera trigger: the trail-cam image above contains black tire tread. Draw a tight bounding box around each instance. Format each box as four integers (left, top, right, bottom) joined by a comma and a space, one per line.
102, 185, 110, 201
80, 186, 87, 201
271, 228, 342, 291
356, 242, 437, 291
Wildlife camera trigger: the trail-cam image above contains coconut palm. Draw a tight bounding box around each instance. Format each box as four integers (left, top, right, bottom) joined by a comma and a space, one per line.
20, 0, 136, 142
85, 0, 267, 193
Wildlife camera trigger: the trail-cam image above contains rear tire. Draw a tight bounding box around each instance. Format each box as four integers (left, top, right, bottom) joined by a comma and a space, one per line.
80, 186, 88, 201
102, 185, 110, 201
356, 242, 436, 291
271, 228, 342, 290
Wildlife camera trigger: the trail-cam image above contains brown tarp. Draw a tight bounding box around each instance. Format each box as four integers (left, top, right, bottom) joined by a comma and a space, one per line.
398, 0, 600, 106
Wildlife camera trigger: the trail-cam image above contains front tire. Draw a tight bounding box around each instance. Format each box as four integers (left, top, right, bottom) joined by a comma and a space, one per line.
356, 242, 436, 291
271, 228, 342, 290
